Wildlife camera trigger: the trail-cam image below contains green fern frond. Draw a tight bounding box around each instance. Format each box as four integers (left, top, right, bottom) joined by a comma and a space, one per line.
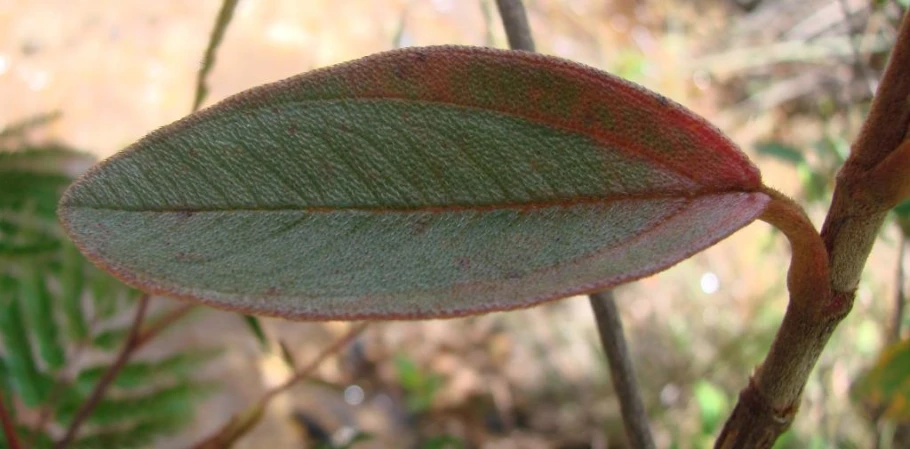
0, 144, 93, 175
91, 327, 130, 352
68, 414, 187, 449
19, 262, 65, 370
0, 276, 49, 406
60, 242, 89, 342
0, 171, 71, 219
79, 381, 217, 426
0, 111, 61, 141
75, 349, 222, 393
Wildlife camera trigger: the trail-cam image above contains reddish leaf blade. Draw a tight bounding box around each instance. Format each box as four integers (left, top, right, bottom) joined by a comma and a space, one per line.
59, 46, 768, 320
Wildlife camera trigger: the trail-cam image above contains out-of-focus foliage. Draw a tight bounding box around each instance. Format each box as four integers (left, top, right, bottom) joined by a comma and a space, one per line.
0, 115, 219, 449
852, 338, 910, 422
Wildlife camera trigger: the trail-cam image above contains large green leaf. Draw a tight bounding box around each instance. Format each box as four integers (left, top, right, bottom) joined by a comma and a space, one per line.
59, 46, 768, 320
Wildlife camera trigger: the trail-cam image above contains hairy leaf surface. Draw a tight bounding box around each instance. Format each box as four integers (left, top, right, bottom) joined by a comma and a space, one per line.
59, 46, 768, 320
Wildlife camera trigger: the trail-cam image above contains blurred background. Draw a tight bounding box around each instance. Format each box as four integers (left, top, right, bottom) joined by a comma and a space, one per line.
1, 0, 908, 448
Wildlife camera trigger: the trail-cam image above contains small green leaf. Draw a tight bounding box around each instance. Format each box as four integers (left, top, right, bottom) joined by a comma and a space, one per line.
60, 46, 769, 320
395, 354, 442, 413
241, 315, 268, 350
852, 338, 910, 422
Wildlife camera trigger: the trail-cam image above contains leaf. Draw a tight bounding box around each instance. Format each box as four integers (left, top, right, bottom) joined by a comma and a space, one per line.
852, 338, 910, 422
75, 349, 221, 393
57, 381, 215, 426
19, 262, 65, 370
61, 241, 90, 341
241, 315, 268, 351
59, 46, 769, 320
0, 276, 48, 406
67, 415, 187, 449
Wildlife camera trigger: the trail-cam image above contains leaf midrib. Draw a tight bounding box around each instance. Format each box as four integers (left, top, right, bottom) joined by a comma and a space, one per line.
63, 191, 753, 213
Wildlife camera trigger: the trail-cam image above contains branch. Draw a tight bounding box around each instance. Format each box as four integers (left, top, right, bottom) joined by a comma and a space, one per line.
54, 294, 150, 449
135, 303, 196, 349
716, 9, 910, 448
495, 0, 535, 52
187, 323, 368, 449
191, 0, 239, 112
589, 292, 656, 449
0, 388, 21, 449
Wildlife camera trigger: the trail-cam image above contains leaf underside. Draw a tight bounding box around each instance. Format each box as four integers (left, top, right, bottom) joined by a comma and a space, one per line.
59, 46, 768, 320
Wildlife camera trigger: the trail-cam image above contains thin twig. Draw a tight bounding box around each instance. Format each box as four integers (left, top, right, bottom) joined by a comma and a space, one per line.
589, 292, 656, 449
0, 388, 22, 449
837, 0, 877, 96
261, 323, 369, 404
493, 1, 656, 445
135, 303, 196, 349
54, 294, 151, 449
191, 0, 240, 112
186, 323, 368, 449
495, 0, 535, 52
892, 232, 907, 343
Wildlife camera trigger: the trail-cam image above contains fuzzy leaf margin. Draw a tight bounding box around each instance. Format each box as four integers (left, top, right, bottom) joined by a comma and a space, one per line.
59, 46, 768, 320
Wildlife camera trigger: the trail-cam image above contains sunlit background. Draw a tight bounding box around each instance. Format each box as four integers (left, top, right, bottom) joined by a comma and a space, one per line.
1, 0, 907, 447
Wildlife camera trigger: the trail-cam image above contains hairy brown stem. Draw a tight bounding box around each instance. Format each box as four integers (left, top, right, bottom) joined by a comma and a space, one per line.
0, 388, 21, 449
54, 294, 150, 449
187, 323, 368, 449
716, 8, 910, 448
589, 292, 656, 449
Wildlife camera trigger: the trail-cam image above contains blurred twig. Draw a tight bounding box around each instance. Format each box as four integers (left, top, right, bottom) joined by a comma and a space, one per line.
836, 0, 877, 98
692, 35, 893, 77
495, 0, 535, 52
187, 323, 368, 449
192, 0, 239, 112
135, 303, 196, 348
589, 292, 656, 449
54, 294, 151, 449
0, 388, 22, 449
